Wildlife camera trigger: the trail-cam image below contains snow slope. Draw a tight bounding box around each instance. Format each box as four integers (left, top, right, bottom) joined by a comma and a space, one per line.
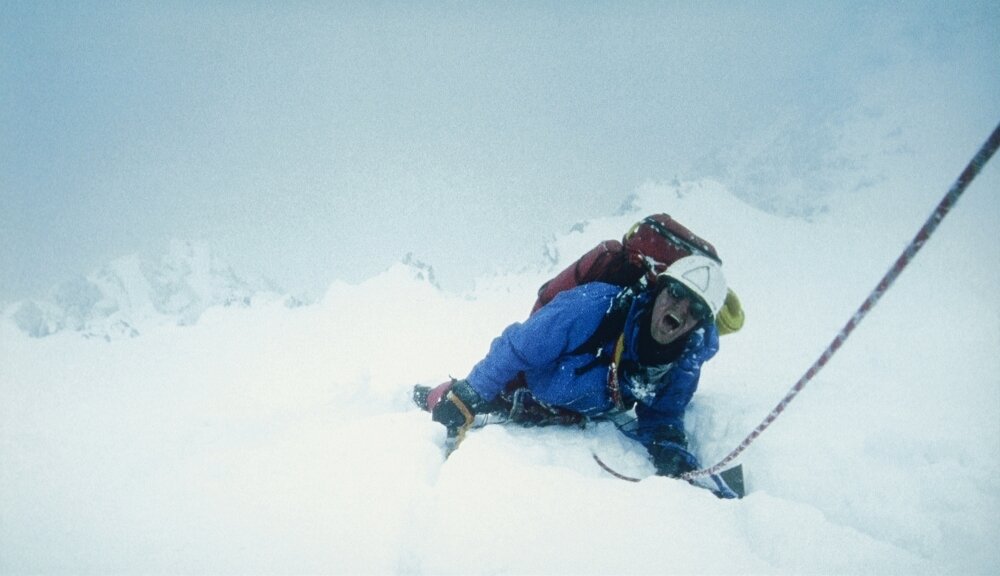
1, 177, 998, 574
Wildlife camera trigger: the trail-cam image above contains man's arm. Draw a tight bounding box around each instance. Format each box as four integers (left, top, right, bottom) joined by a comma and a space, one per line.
466, 283, 619, 400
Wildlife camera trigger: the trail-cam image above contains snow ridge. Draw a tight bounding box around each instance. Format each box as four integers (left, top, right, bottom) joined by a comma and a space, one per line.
4, 240, 281, 340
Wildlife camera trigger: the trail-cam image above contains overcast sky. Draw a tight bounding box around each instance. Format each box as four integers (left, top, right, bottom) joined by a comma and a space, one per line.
2, 1, 998, 302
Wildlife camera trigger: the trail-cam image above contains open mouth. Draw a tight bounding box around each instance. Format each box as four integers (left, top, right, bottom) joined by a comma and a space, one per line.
665, 313, 683, 331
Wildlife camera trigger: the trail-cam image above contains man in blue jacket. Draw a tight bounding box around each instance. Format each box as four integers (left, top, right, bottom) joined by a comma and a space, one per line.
422, 255, 728, 480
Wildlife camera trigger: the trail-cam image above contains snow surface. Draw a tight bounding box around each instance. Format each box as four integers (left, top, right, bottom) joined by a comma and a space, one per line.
2, 179, 999, 574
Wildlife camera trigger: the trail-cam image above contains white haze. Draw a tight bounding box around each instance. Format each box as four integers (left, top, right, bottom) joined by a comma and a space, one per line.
2, 172, 999, 573
1, 2, 998, 303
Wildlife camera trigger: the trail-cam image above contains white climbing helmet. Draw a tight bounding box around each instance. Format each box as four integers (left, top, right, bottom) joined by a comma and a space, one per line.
659, 255, 728, 318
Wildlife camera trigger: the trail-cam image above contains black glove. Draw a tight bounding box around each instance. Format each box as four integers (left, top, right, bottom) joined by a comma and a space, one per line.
649, 442, 699, 477
647, 425, 699, 478
431, 380, 489, 447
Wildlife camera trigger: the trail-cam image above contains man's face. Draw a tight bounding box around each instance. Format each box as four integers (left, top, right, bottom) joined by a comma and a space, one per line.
649, 282, 705, 345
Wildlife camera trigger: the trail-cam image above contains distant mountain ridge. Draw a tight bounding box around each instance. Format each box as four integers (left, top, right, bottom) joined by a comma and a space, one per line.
4, 240, 284, 340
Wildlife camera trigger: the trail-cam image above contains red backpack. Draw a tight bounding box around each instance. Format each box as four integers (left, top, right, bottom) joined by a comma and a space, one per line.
531, 214, 722, 314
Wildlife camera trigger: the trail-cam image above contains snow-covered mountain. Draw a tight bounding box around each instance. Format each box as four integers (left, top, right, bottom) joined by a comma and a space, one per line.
4, 240, 286, 340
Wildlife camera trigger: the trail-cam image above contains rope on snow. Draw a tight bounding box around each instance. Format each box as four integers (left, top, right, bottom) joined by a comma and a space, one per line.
680, 121, 1000, 481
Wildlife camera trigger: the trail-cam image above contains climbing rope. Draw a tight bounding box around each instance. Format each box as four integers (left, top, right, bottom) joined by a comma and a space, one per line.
681, 122, 1000, 481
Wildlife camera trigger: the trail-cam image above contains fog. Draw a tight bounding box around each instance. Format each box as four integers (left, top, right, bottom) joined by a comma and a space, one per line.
2, 1, 998, 302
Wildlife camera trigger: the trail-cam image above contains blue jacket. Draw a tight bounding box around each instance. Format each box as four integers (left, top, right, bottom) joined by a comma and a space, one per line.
466, 282, 719, 453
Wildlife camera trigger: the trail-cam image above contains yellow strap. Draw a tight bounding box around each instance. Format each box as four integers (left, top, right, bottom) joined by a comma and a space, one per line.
624, 221, 641, 240
608, 333, 626, 409
447, 391, 475, 448
613, 333, 625, 365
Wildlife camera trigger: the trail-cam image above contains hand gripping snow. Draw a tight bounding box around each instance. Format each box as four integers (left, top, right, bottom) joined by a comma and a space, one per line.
680, 121, 1000, 482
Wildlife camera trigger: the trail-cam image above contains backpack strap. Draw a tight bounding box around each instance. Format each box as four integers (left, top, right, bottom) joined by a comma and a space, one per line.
571, 286, 636, 374
606, 333, 627, 409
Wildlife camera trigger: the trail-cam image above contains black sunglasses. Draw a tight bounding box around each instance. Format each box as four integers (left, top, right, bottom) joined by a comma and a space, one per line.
662, 278, 713, 323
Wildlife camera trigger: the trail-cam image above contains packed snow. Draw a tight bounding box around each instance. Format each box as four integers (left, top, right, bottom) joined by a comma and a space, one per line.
2, 177, 998, 574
